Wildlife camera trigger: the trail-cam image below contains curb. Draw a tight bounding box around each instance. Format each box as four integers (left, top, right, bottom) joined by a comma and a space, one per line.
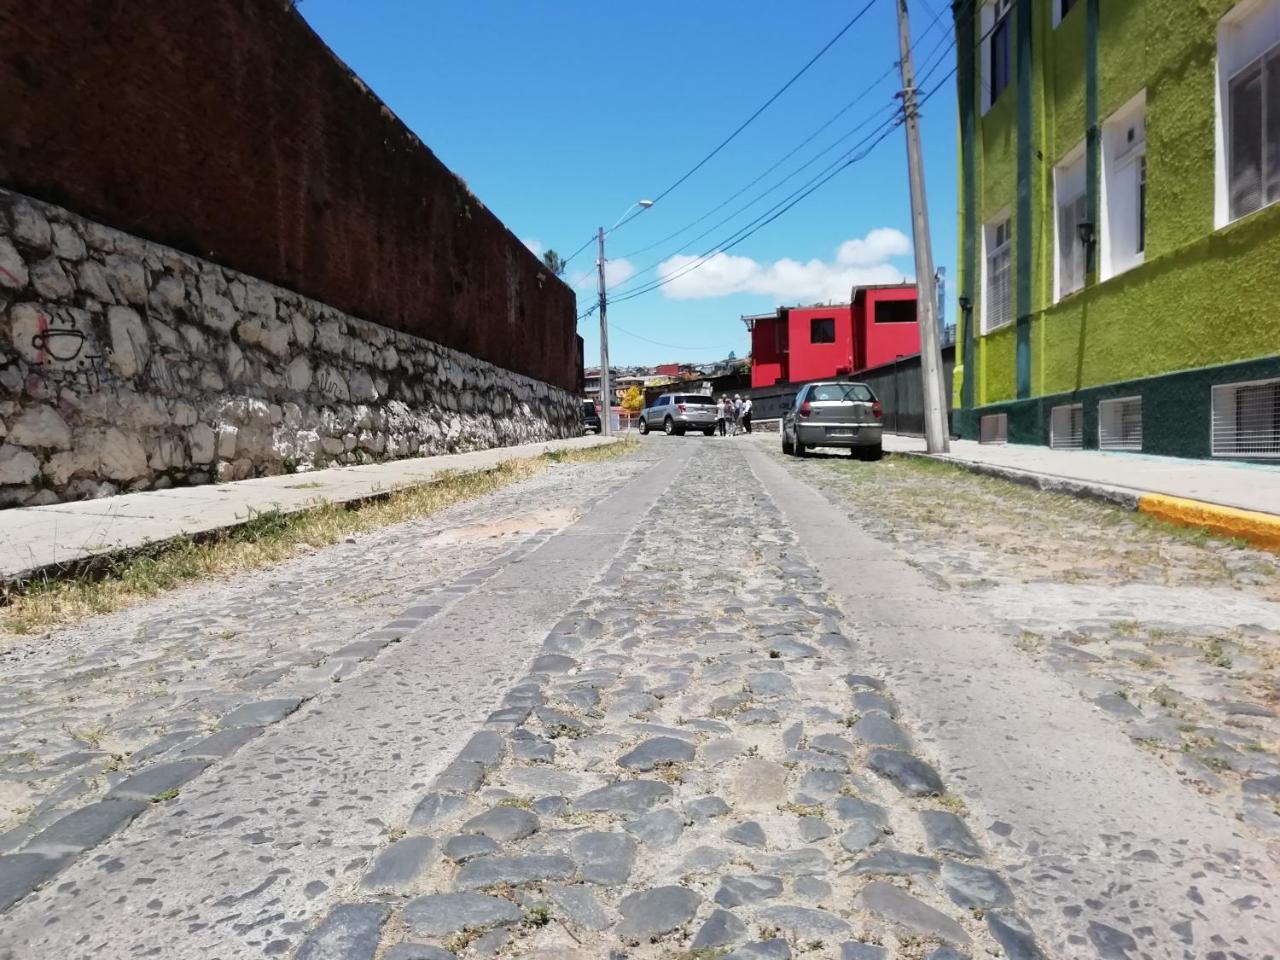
895, 452, 1280, 551
1137, 494, 1280, 551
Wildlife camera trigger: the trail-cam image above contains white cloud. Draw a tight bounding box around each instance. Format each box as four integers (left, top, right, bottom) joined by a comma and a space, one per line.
836, 227, 912, 265
655, 229, 912, 302
522, 238, 545, 258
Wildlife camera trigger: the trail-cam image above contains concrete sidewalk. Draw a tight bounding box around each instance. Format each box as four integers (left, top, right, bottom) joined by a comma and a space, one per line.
884, 434, 1280, 547
0, 435, 618, 583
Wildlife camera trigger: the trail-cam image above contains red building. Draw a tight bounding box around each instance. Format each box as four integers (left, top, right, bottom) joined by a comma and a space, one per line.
745, 284, 920, 389
653, 363, 682, 378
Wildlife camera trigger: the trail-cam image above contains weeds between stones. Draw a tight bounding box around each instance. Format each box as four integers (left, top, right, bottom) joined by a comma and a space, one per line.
1, 441, 637, 636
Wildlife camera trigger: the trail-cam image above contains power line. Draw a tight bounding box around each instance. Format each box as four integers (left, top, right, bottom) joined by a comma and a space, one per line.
616, 66, 900, 262
610, 324, 734, 351
611, 111, 906, 306
617, 13, 955, 264
608, 98, 903, 297
646, 0, 881, 207
607, 68, 956, 310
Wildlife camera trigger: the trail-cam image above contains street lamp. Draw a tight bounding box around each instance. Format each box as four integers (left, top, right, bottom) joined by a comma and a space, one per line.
597, 199, 654, 436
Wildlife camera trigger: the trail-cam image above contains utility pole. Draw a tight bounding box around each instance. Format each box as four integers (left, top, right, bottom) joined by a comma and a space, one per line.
596, 226, 612, 436
895, 0, 949, 453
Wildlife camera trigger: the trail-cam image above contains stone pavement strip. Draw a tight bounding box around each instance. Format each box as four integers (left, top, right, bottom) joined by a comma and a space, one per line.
289, 442, 1046, 960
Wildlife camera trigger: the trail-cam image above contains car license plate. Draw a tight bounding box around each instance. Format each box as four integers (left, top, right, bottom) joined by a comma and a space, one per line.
826, 428, 854, 437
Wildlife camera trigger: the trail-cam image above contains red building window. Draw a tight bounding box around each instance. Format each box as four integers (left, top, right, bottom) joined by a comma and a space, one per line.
874, 300, 916, 324
810, 317, 836, 343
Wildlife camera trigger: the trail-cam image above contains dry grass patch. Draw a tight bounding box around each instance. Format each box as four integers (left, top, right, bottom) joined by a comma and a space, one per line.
3, 441, 636, 636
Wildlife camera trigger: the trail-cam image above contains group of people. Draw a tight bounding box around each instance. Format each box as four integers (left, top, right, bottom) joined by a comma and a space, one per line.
715, 394, 752, 436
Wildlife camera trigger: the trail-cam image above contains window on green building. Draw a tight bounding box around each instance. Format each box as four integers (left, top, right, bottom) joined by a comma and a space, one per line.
1102, 94, 1147, 280
982, 217, 1012, 333
1054, 0, 1079, 28
1227, 53, 1280, 220
1054, 149, 1088, 299
1218, 0, 1280, 225
981, 0, 1013, 113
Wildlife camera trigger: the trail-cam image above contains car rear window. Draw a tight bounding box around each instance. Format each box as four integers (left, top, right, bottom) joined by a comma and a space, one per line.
582, 401, 597, 415
809, 384, 873, 402
677, 395, 716, 405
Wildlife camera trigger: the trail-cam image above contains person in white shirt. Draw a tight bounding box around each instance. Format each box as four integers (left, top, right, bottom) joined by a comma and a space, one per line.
716, 396, 728, 436
741, 396, 753, 434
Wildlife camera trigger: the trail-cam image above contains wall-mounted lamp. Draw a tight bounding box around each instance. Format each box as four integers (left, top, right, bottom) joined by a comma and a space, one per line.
1077, 220, 1096, 248
958, 295, 972, 313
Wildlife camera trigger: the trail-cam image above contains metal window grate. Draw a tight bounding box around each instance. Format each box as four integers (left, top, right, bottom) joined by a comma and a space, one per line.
1212, 378, 1280, 458
1050, 403, 1084, 450
980, 413, 1008, 444
1098, 396, 1143, 451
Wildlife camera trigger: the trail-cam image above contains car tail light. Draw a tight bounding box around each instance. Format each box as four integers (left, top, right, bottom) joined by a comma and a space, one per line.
677, 404, 686, 413
872, 401, 883, 419
799, 401, 812, 418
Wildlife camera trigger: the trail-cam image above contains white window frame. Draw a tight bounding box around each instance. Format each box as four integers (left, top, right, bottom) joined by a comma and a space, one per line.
981, 0, 1014, 115
1052, 0, 1081, 28
981, 212, 1014, 334
1098, 396, 1144, 451
1211, 377, 1280, 458
1050, 403, 1085, 450
1215, 0, 1280, 228
1101, 92, 1147, 281
1053, 144, 1088, 302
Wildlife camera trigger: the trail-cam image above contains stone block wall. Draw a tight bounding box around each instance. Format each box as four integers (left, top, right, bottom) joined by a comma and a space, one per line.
0, 190, 579, 507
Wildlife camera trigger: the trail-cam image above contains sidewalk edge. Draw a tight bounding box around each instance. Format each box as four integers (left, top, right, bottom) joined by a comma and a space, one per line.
897, 451, 1280, 551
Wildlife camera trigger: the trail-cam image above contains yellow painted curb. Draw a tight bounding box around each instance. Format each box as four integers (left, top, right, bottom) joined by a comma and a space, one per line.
1138, 494, 1280, 552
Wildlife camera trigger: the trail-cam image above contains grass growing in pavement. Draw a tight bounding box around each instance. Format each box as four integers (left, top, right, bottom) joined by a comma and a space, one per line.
2, 441, 636, 636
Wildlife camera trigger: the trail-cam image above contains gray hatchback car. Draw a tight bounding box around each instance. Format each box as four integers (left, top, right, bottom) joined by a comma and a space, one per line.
638, 392, 719, 436
781, 381, 883, 460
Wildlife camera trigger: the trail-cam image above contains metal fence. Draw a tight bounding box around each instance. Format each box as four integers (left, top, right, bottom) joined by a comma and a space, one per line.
747, 344, 956, 436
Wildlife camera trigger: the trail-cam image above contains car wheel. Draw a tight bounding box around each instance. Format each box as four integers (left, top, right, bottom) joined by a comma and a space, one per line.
794, 437, 807, 457
663, 417, 675, 435
638, 418, 649, 435
703, 428, 715, 437
782, 432, 793, 455
860, 443, 883, 462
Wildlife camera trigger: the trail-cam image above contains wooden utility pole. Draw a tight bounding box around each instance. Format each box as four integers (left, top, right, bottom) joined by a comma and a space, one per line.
895, 0, 950, 453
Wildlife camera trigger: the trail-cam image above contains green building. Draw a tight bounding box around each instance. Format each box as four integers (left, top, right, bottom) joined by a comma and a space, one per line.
951, 0, 1280, 459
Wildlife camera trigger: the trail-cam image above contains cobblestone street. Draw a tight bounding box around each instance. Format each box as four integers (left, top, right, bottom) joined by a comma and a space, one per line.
1, 438, 1277, 960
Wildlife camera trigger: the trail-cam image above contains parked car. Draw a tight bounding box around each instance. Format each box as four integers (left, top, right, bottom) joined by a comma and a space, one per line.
782, 381, 883, 460
581, 399, 602, 434
638, 393, 718, 436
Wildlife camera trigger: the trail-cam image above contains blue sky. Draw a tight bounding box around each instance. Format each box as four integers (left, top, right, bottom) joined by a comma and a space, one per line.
298, 0, 958, 367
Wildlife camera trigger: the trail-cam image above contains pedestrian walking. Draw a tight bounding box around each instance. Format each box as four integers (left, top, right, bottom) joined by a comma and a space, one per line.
732, 394, 743, 436
716, 396, 728, 436
741, 395, 753, 434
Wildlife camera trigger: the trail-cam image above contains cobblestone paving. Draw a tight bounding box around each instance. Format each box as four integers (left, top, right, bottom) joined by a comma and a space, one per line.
0, 450, 650, 902
301, 442, 1041, 960
769, 446, 1280, 845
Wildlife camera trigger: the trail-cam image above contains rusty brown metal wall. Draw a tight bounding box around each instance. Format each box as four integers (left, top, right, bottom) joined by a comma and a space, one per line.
0, 0, 577, 390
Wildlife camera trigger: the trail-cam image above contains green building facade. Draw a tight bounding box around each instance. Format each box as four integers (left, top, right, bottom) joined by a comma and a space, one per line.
952, 0, 1280, 459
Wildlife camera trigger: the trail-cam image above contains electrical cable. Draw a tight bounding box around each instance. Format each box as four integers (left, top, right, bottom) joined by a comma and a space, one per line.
609, 111, 906, 306
606, 68, 956, 309
646, 0, 882, 208
607, 98, 903, 297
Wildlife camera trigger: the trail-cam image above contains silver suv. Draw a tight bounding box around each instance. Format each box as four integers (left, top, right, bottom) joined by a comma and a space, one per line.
638, 392, 718, 436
